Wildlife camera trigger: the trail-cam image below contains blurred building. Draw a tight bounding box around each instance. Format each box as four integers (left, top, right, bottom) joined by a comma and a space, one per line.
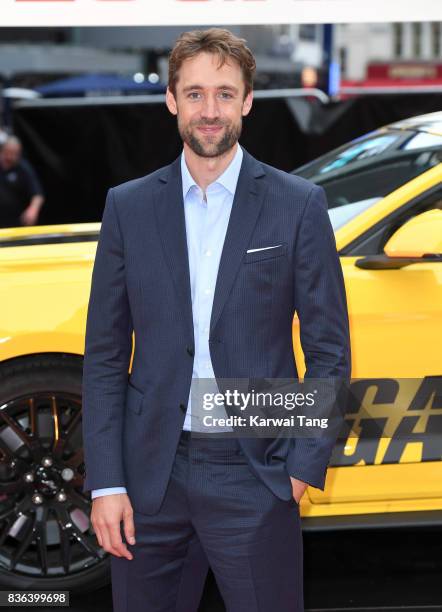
336, 22, 442, 83
0, 44, 142, 81
0, 25, 325, 92
75, 25, 323, 89
3, 22, 440, 97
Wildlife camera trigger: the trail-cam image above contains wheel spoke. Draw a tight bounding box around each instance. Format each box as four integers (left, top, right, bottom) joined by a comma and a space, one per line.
70, 474, 85, 489
0, 438, 14, 461
64, 409, 82, 443
58, 507, 103, 559
54, 405, 82, 458
10, 515, 35, 569
64, 447, 83, 469
34, 506, 49, 575
54, 506, 72, 574
0, 411, 34, 449
68, 490, 91, 515
50, 396, 61, 451
0, 517, 14, 546
29, 398, 38, 437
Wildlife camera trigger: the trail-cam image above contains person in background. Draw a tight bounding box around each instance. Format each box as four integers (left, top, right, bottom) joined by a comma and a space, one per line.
0, 136, 45, 228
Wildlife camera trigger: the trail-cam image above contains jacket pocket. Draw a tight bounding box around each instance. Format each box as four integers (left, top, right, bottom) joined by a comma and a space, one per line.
244, 243, 287, 264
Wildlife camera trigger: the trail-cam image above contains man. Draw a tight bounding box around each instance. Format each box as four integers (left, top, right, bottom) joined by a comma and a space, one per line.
0, 136, 45, 228
82, 28, 351, 611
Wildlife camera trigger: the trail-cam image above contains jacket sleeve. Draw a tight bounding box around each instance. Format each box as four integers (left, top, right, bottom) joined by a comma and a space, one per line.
286, 184, 351, 490
81, 188, 133, 493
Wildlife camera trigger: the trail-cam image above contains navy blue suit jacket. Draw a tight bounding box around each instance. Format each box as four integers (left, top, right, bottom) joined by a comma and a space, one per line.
81, 148, 351, 514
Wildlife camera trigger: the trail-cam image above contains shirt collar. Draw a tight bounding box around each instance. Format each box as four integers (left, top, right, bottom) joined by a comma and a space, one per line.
181, 144, 243, 199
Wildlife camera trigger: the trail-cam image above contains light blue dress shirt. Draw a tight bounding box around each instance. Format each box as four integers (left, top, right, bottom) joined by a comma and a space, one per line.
92, 144, 243, 499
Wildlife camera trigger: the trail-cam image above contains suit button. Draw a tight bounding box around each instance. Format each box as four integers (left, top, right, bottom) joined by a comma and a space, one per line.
186, 346, 194, 357
179, 403, 187, 413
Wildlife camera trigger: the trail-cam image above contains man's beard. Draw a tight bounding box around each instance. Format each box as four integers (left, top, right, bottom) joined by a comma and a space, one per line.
178, 116, 242, 158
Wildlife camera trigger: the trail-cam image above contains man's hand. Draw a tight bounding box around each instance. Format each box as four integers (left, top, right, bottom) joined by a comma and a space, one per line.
91, 493, 136, 559
289, 476, 309, 504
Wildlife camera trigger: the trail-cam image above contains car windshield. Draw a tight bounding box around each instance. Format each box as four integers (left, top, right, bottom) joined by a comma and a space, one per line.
293, 129, 442, 230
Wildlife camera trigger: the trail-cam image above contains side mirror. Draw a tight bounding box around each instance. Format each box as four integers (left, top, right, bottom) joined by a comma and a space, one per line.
355, 209, 442, 270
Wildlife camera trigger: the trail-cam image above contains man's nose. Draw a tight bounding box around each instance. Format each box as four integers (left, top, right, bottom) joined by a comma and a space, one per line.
201, 94, 220, 121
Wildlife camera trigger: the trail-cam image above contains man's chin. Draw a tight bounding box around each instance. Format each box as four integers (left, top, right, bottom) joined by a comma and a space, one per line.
187, 137, 236, 159
197, 147, 225, 159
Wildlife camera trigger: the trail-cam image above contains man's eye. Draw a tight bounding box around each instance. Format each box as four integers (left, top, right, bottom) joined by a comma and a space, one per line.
188, 92, 201, 99
219, 92, 233, 99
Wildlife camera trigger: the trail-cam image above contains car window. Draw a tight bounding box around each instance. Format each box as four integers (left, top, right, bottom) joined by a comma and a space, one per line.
327, 197, 383, 230
316, 134, 399, 174
403, 132, 442, 150
294, 130, 442, 230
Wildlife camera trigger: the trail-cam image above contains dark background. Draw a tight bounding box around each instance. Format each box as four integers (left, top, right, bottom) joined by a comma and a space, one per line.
12, 93, 442, 225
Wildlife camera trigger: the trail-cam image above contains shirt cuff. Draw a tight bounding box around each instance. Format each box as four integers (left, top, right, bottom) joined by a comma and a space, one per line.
91, 487, 127, 499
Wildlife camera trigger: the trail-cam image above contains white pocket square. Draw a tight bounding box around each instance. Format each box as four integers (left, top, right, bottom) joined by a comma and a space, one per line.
246, 244, 282, 254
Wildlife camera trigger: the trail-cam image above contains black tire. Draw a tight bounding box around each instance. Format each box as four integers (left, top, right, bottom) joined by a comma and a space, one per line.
0, 353, 110, 594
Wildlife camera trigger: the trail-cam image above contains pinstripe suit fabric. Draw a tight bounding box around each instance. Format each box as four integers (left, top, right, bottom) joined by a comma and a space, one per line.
82, 147, 351, 611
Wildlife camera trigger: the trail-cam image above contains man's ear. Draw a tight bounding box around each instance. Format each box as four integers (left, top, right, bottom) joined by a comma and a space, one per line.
242, 90, 253, 117
166, 87, 178, 116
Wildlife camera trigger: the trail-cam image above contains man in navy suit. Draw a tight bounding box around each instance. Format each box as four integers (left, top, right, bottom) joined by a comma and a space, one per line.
82, 28, 351, 611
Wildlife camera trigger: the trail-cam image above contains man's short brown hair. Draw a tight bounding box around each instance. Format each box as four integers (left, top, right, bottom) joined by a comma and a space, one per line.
168, 28, 256, 98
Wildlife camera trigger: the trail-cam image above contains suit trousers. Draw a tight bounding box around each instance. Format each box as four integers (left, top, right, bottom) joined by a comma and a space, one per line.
110, 430, 304, 612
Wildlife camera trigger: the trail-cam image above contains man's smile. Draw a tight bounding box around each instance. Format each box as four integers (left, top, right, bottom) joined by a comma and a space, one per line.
197, 125, 224, 135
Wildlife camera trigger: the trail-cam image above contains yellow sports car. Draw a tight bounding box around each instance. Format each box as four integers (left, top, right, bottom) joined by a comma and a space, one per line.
0, 111, 441, 592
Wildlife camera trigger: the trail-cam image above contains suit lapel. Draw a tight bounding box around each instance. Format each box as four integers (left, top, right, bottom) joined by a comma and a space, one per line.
210, 149, 267, 335
154, 156, 194, 343
153, 149, 267, 341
